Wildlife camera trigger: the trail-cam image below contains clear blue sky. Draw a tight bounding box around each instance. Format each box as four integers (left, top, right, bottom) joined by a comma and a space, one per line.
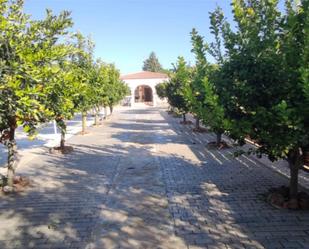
23, 0, 281, 75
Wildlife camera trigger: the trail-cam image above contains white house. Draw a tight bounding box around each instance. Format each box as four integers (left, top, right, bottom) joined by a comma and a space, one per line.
120, 71, 169, 107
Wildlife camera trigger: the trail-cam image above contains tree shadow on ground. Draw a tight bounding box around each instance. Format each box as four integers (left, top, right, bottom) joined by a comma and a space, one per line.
156, 109, 309, 249
0, 113, 96, 166
0, 107, 308, 249
110, 122, 169, 131
0, 142, 173, 249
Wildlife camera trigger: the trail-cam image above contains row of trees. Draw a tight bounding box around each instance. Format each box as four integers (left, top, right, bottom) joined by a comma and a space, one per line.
157, 0, 309, 202
0, 0, 129, 188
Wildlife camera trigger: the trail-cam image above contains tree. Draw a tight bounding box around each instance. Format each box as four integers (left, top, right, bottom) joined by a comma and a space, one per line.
155, 82, 168, 99
40, 11, 82, 151
199, 71, 230, 146
0, 1, 74, 188
0, 0, 129, 191
97, 63, 129, 118
219, 0, 309, 203
197, 7, 232, 147
165, 57, 191, 123
142, 51, 163, 72
72, 33, 95, 135
183, 29, 209, 130
0, 0, 39, 188
91, 59, 109, 125
106, 64, 129, 114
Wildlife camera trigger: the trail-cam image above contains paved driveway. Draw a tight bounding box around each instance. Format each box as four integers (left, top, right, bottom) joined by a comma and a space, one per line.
0, 106, 308, 249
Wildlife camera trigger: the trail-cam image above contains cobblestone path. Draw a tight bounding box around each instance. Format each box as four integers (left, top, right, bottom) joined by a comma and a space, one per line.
0, 106, 308, 249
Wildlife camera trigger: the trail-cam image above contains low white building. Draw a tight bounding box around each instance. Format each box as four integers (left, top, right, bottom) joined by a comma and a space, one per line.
120, 71, 169, 107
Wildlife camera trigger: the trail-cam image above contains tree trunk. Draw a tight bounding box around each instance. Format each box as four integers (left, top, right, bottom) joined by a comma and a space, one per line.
82, 112, 87, 134
216, 132, 222, 146
195, 118, 200, 129
104, 107, 108, 119
7, 142, 16, 187
289, 162, 299, 200
288, 148, 302, 199
60, 129, 65, 149
56, 118, 66, 149
183, 113, 186, 123
7, 121, 17, 188
95, 114, 99, 126
109, 105, 113, 115
95, 108, 99, 126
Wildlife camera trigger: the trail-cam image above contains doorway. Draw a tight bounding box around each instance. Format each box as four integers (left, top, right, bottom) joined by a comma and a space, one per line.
134, 85, 153, 104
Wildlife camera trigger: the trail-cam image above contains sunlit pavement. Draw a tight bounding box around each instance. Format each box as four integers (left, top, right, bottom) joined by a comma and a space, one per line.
0, 112, 105, 168
0, 105, 309, 249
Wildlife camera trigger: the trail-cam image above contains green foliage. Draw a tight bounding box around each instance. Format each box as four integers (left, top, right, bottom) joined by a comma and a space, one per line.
219, 0, 309, 161
183, 29, 209, 121
199, 7, 232, 141
0, 0, 127, 187
155, 82, 168, 99
211, 0, 309, 198
0, 1, 78, 140
71, 33, 96, 114
166, 0, 308, 197
40, 12, 80, 136
142, 51, 163, 72
91, 59, 110, 110
165, 57, 191, 115
105, 64, 129, 108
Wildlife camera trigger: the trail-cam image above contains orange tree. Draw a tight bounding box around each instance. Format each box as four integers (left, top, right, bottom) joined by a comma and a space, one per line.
165, 56, 191, 123
90, 59, 109, 125
0, 1, 75, 187
219, 0, 309, 201
104, 64, 129, 115
183, 29, 209, 130
41, 12, 84, 150
71, 33, 96, 134
155, 82, 168, 100
196, 8, 232, 146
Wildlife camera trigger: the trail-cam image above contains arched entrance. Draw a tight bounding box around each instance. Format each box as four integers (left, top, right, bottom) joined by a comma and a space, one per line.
134, 85, 153, 104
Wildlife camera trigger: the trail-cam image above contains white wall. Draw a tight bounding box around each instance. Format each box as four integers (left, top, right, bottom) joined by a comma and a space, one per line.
123, 78, 168, 107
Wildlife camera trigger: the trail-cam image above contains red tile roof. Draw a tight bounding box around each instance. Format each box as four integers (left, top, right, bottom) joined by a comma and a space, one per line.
121, 71, 168, 80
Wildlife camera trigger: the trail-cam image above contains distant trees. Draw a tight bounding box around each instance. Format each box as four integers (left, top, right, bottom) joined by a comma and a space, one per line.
164, 0, 309, 203
0, 0, 128, 190
142, 51, 163, 72
105, 64, 130, 114
91, 59, 109, 125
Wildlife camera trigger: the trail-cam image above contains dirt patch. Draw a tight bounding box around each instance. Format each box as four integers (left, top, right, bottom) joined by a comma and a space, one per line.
77, 131, 91, 135
180, 120, 193, 125
1, 176, 32, 194
266, 186, 309, 210
49, 146, 74, 154
206, 141, 230, 150
192, 127, 208, 133
13, 176, 32, 193
172, 113, 182, 118
93, 122, 103, 126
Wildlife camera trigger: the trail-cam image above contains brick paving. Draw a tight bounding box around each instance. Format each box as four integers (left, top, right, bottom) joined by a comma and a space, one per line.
0, 106, 308, 249
158, 111, 309, 249
184, 114, 309, 191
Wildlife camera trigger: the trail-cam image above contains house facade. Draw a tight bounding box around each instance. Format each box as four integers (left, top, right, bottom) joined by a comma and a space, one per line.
120, 71, 168, 107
